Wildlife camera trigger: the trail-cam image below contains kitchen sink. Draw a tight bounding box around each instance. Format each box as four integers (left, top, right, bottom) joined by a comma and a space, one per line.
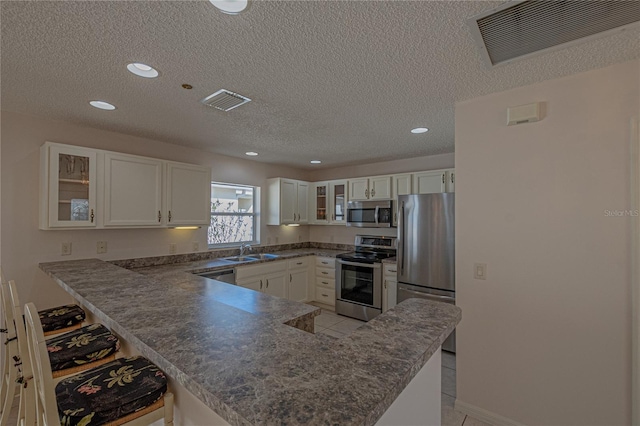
223, 255, 258, 262
223, 253, 280, 262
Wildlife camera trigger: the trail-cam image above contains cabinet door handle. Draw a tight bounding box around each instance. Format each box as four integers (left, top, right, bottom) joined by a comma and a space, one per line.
322, 281, 328, 285
290, 274, 292, 282
322, 271, 328, 275
451, 173, 455, 183
384, 280, 387, 289
371, 189, 375, 197
296, 262, 303, 265
158, 211, 161, 223
442, 173, 445, 184
90, 209, 94, 223
322, 293, 328, 297
388, 269, 397, 273
266, 279, 269, 289
321, 261, 329, 265
168, 210, 172, 222
365, 189, 369, 198
260, 280, 263, 290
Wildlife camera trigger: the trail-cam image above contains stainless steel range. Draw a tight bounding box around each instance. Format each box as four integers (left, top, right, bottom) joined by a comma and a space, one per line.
336, 235, 397, 321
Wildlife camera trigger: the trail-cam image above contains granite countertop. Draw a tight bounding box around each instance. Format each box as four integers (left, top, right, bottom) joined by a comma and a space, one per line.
39, 257, 461, 426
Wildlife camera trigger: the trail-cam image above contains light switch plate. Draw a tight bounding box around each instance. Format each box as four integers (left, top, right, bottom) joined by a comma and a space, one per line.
61, 242, 72, 256
474, 263, 487, 280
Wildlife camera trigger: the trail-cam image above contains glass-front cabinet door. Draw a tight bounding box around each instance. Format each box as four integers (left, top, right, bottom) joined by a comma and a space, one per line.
329, 180, 347, 224
312, 182, 329, 224
45, 144, 97, 228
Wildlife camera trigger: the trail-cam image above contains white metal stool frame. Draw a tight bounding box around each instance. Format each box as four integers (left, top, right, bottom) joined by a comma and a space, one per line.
24, 302, 174, 426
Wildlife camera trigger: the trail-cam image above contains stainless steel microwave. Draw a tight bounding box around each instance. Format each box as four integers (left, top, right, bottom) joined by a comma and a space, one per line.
346, 200, 395, 228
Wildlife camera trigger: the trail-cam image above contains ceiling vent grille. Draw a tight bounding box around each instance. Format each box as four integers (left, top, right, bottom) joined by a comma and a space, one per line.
200, 89, 251, 111
468, 0, 640, 67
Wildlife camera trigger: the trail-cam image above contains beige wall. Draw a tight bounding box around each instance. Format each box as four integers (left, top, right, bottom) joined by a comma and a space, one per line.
455, 60, 638, 425
0, 111, 310, 308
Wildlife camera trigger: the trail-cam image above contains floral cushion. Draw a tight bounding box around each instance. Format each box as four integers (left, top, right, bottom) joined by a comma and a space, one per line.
56, 356, 167, 426
39, 304, 86, 333
46, 324, 119, 372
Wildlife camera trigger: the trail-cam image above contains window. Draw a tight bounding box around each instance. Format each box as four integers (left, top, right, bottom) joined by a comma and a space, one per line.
208, 182, 258, 247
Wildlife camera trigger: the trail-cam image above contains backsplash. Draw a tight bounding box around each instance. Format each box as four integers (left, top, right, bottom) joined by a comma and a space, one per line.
109, 241, 354, 269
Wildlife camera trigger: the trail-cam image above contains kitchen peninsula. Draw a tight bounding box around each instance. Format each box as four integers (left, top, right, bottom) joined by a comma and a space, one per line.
39, 256, 461, 425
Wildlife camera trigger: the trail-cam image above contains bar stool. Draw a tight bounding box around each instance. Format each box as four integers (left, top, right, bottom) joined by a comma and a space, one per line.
0, 281, 120, 426
24, 302, 174, 426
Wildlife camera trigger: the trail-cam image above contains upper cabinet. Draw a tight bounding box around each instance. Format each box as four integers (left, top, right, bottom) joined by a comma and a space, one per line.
103, 153, 163, 227
348, 176, 391, 201
310, 179, 348, 225
40, 143, 98, 229
165, 162, 211, 226
392, 174, 412, 199
266, 178, 309, 225
412, 169, 455, 194
40, 142, 211, 230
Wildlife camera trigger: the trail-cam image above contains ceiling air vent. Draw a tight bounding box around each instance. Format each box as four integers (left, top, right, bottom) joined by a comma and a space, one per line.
200, 89, 251, 111
468, 0, 640, 67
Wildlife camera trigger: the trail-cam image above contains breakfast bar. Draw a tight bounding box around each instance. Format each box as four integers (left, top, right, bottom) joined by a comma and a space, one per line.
39, 258, 461, 425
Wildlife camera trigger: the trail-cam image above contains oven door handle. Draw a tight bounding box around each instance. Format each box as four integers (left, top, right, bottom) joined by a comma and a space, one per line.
338, 260, 381, 269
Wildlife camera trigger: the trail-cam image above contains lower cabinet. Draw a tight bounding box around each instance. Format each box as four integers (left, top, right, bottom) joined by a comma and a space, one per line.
236, 262, 288, 298
236, 257, 312, 301
314, 257, 336, 307
288, 257, 311, 302
382, 263, 398, 312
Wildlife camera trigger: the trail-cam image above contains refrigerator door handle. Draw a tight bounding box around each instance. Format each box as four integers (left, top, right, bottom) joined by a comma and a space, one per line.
399, 201, 405, 276
399, 286, 455, 303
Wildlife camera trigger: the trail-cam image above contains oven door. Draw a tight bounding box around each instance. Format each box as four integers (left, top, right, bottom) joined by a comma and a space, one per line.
336, 260, 382, 309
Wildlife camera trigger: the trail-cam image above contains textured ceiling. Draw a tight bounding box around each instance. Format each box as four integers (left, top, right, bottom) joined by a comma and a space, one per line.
1, 1, 639, 169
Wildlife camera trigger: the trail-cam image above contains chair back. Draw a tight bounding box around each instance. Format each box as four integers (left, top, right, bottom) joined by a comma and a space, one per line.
24, 302, 60, 426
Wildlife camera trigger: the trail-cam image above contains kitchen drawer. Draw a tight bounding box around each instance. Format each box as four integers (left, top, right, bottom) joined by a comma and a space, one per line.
315, 257, 335, 268
288, 257, 310, 270
315, 276, 335, 290
383, 263, 398, 277
316, 267, 334, 280
315, 287, 336, 306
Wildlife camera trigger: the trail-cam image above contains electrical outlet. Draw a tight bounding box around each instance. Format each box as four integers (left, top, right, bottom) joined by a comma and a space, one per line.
192, 241, 199, 252
97, 241, 107, 254
61, 242, 72, 256
474, 263, 487, 280
275, 237, 279, 244
169, 243, 177, 254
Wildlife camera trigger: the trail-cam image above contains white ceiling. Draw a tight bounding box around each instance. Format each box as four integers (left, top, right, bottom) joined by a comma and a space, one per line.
1, 1, 638, 169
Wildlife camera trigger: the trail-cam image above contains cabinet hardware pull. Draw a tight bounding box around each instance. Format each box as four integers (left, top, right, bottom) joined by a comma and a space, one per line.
322, 271, 328, 275
168, 210, 172, 222
290, 274, 292, 282
384, 281, 387, 289
442, 174, 445, 184
260, 280, 263, 289
266, 280, 269, 289
296, 262, 302, 265
322, 293, 328, 297
90, 209, 94, 223
158, 211, 161, 222
322, 281, 328, 285
322, 261, 328, 265
451, 173, 454, 183
365, 189, 369, 198
371, 189, 375, 197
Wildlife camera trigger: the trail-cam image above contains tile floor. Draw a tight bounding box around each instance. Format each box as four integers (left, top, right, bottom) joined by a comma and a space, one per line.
312, 305, 491, 426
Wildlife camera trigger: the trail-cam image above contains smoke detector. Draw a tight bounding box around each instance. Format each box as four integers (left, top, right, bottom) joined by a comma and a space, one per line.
468, 0, 640, 67
200, 89, 251, 112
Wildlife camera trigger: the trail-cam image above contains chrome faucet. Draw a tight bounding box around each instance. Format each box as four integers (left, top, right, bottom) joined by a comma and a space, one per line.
239, 243, 252, 256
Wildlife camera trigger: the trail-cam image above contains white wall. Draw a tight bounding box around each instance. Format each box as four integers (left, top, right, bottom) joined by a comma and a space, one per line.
0, 111, 309, 308
455, 60, 638, 425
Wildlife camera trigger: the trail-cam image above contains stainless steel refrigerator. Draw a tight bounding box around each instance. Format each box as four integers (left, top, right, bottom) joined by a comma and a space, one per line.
397, 193, 456, 352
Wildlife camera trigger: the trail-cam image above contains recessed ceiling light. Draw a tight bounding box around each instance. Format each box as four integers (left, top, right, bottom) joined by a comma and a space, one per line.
245, 152, 258, 156
310, 160, 322, 164
89, 100, 116, 111
411, 127, 429, 134
209, 0, 249, 15
126, 62, 159, 78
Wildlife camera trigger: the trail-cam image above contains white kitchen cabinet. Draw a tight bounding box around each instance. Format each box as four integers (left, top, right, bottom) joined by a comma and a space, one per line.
267, 178, 309, 225
392, 174, 412, 199
314, 257, 336, 306
288, 257, 311, 302
348, 176, 391, 201
165, 162, 211, 226
104, 153, 163, 227
383, 263, 398, 312
310, 180, 347, 225
236, 260, 288, 298
40, 143, 98, 229
413, 170, 447, 194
